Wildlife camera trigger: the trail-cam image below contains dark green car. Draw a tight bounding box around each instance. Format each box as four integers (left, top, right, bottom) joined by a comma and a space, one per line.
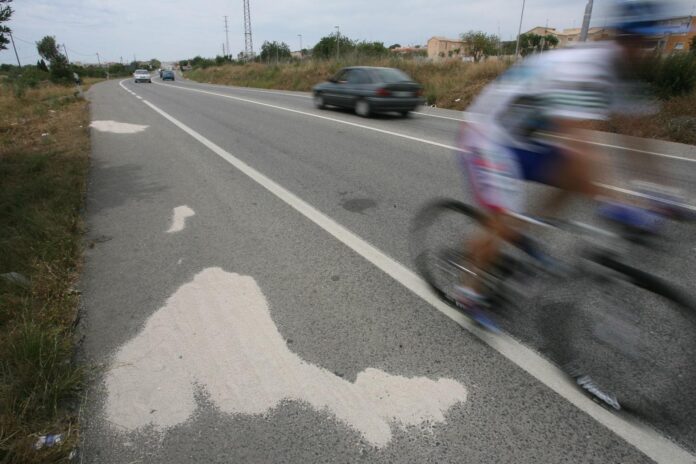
312, 66, 425, 118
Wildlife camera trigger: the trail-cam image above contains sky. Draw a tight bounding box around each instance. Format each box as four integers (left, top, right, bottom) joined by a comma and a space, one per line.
2, 0, 694, 65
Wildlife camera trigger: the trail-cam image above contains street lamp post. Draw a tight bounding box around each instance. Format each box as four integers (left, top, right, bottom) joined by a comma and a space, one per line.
514, 0, 527, 59
335, 26, 340, 61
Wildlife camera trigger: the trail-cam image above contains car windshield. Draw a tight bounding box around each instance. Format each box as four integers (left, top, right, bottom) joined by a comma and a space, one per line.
370, 68, 412, 83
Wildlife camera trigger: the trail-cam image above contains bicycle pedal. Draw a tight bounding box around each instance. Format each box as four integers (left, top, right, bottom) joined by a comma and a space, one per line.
575, 375, 621, 411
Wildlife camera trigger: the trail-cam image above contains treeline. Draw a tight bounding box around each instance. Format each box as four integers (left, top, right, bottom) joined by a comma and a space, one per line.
179, 32, 427, 70
0, 34, 164, 96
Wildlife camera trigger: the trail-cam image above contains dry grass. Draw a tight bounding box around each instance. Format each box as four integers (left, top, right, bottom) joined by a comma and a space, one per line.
599, 92, 696, 146
186, 58, 510, 110
0, 80, 90, 462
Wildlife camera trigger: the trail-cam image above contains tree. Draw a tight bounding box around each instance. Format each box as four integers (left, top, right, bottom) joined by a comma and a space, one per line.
37, 59, 48, 72
36, 35, 61, 62
691, 36, 696, 56
355, 41, 388, 57
0, 0, 12, 52
148, 58, 161, 70
460, 31, 499, 63
312, 32, 354, 59
517, 33, 558, 56
259, 40, 291, 62
36, 35, 71, 82
388, 43, 401, 49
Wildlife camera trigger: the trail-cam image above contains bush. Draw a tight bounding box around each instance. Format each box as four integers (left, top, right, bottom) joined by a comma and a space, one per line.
637, 52, 696, 98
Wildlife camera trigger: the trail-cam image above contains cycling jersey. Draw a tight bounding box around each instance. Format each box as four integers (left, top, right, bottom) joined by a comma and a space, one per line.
462, 42, 624, 213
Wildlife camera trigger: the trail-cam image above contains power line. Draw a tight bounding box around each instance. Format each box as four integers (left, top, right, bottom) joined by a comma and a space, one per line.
10, 34, 35, 45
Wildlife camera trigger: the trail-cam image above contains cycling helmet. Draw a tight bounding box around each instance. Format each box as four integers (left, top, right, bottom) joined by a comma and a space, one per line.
611, 0, 683, 36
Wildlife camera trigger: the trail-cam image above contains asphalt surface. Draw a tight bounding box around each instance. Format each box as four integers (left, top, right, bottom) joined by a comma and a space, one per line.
79, 74, 696, 463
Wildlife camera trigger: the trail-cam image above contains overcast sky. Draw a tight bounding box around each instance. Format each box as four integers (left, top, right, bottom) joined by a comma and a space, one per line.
2, 0, 694, 65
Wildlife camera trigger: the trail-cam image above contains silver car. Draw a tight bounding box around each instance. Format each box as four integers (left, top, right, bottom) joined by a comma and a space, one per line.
133, 69, 151, 83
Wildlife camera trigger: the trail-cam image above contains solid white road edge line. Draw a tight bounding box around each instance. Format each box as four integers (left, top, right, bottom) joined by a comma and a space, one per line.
117, 78, 695, 464
147, 79, 696, 211
159, 79, 696, 163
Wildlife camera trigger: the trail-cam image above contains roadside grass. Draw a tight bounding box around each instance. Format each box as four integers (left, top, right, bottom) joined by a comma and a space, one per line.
0, 78, 93, 462
598, 91, 696, 146
186, 58, 510, 110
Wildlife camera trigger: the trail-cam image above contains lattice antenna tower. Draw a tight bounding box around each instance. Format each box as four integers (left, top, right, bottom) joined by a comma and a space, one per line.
243, 0, 254, 59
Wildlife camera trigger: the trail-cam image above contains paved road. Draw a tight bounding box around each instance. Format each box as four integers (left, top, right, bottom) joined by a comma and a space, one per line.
79, 75, 696, 463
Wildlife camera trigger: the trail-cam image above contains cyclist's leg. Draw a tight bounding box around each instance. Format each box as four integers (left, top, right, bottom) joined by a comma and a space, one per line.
460, 134, 523, 295
514, 141, 601, 218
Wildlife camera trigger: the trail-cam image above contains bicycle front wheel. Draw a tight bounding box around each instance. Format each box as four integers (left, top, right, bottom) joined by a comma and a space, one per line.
540, 260, 696, 422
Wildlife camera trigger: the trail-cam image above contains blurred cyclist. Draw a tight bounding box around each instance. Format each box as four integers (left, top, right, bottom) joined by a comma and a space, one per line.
455, 0, 682, 320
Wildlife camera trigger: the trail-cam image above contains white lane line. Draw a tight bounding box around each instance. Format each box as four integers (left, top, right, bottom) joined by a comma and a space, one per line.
123, 84, 695, 464
413, 111, 696, 163
413, 111, 471, 122
161, 81, 696, 163
150, 80, 696, 211
149, 80, 478, 152
545, 133, 696, 163
600, 183, 696, 212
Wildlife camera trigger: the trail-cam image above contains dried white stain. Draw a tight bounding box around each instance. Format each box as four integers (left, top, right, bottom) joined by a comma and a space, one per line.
166, 206, 195, 233
104, 268, 468, 447
90, 120, 148, 134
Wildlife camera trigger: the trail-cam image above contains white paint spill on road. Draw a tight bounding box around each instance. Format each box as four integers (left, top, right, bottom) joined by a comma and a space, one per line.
166, 206, 195, 233
104, 268, 467, 447
90, 120, 149, 134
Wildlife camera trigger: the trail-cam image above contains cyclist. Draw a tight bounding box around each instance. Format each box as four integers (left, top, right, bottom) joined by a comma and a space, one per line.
455, 0, 680, 323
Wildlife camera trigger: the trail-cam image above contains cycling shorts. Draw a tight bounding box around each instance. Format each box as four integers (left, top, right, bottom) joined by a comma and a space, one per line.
462, 134, 565, 214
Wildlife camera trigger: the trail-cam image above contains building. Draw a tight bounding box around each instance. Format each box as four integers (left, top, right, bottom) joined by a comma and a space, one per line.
523, 26, 612, 48
652, 16, 695, 54
524, 15, 694, 54
427, 37, 467, 61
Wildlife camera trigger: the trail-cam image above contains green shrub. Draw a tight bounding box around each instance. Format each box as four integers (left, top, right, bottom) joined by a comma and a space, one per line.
636, 52, 696, 98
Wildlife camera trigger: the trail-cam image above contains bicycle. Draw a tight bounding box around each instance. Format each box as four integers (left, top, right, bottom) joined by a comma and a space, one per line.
410, 198, 696, 417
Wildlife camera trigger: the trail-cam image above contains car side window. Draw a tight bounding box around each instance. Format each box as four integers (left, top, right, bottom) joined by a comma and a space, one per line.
334, 70, 349, 83
348, 70, 370, 84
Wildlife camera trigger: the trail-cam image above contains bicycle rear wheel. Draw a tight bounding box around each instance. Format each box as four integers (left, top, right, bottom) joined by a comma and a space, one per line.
540, 259, 696, 421
410, 199, 527, 319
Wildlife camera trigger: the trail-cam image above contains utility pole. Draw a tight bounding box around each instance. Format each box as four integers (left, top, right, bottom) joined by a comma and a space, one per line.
8, 31, 21, 67
514, 0, 526, 59
96, 52, 101, 67
579, 0, 594, 42
224, 15, 230, 59
298, 34, 303, 57
335, 25, 340, 60
222, 43, 226, 57
63, 43, 70, 63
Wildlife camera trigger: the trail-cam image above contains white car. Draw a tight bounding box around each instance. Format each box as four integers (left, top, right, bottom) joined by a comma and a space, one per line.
133, 69, 151, 83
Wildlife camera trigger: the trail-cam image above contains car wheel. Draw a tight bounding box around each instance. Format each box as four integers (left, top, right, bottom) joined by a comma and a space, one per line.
313, 93, 326, 109
399, 110, 411, 118
355, 99, 371, 118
